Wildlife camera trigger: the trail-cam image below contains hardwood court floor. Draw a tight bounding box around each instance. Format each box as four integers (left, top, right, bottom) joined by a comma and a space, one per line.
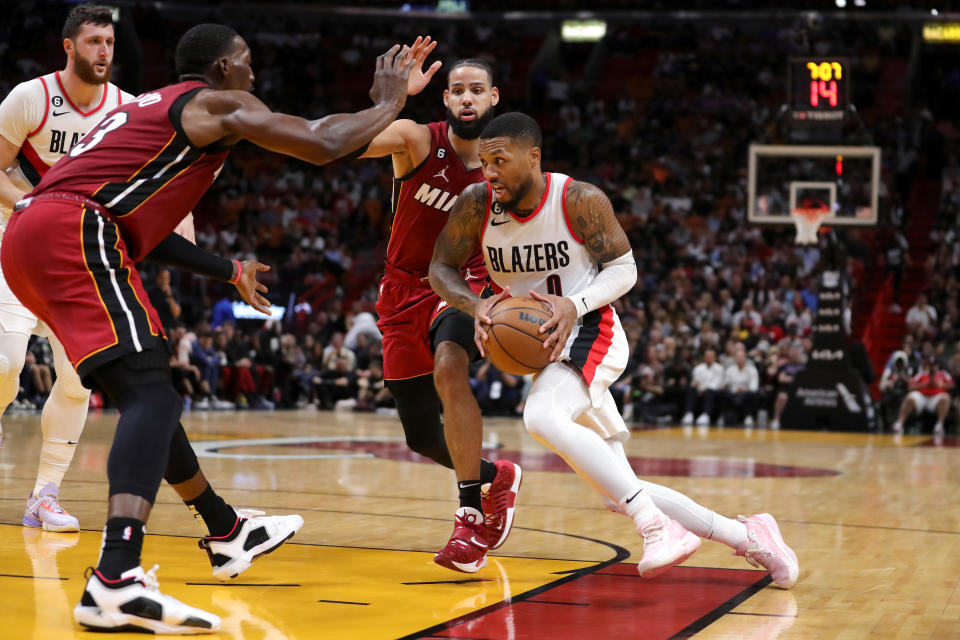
1, 408, 959, 639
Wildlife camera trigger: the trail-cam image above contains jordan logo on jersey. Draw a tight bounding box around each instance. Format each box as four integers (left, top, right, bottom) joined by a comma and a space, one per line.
49, 129, 83, 154
414, 183, 458, 212
433, 166, 450, 182
486, 241, 570, 274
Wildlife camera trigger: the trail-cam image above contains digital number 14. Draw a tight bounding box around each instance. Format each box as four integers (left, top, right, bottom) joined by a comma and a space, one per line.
809, 80, 838, 108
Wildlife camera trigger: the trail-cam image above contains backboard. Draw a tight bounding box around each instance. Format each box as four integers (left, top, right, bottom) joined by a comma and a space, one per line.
747, 144, 880, 229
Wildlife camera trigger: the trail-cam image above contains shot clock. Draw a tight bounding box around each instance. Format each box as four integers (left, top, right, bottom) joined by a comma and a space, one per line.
789, 58, 849, 123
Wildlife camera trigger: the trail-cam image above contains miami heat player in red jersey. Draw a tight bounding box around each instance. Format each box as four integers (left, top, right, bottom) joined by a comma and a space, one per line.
4, 81, 229, 377
3, 24, 422, 633
361, 58, 523, 574
380, 120, 487, 376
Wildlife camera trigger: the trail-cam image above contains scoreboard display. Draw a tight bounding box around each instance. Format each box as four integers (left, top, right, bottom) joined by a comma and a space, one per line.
789, 58, 849, 124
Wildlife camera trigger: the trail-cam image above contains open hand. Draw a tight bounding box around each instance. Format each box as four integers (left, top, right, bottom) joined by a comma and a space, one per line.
235, 260, 272, 315
403, 36, 441, 96
369, 44, 416, 111
473, 286, 510, 358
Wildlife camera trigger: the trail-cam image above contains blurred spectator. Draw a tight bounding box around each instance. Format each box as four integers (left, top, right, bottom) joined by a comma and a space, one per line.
682, 348, 725, 426
662, 350, 692, 421
879, 350, 912, 428
322, 332, 356, 372
883, 226, 910, 313
145, 268, 182, 330
723, 345, 759, 426
313, 356, 358, 410
470, 360, 522, 416
892, 356, 954, 435
771, 343, 805, 430
905, 293, 937, 335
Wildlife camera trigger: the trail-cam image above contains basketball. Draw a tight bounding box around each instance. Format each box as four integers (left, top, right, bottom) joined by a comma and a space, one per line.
484, 296, 554, 375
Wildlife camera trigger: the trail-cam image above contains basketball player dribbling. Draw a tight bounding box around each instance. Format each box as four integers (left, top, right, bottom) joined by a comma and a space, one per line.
3, 23, 422, 633
430, 112, 800, 586
360, 56, 521, 572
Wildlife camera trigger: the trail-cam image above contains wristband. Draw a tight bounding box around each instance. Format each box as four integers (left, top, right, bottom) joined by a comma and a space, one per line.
229, 259, 242, 285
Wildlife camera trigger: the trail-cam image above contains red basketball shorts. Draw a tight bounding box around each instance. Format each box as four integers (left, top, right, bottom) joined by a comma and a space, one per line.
376, 265, 488, 380
2, 199, 166, 383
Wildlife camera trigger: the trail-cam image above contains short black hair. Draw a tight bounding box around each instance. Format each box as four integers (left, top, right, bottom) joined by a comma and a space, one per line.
480, 112, 542, 148
175, 24, 240, 77
62, 4, 114, 40
447, 58, 494, 87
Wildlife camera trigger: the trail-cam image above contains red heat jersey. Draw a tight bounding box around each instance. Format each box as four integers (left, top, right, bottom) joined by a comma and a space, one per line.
911, 370, 954, 396
29, 81, 230, 261
388, 121, 485, 277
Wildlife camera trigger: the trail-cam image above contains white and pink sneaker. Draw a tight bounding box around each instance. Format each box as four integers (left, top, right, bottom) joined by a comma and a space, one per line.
636, 514, 701, 578
23, 483, 79, 532
735, 513, 799, 589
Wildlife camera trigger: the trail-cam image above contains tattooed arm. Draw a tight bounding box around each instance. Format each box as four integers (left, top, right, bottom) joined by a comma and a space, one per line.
565, 180, 633, 262
533, 180, 636, 360
429, 182, 510, 356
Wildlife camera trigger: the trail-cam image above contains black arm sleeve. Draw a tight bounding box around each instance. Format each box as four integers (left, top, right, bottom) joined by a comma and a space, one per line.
145, 232, 235, 282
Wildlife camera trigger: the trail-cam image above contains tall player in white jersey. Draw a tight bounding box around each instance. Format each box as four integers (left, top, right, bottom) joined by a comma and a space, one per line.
0, 5, 135, 531
430, 112, 800, 587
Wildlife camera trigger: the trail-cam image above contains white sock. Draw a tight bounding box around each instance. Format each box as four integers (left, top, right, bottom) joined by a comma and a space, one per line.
34, 337, 89, 494
523, 363, 662, 525
605, 439, 748, 549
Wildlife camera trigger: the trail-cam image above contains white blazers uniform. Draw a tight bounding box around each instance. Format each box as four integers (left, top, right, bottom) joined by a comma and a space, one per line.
480, 172, 629, 416
0, 71, 132, 332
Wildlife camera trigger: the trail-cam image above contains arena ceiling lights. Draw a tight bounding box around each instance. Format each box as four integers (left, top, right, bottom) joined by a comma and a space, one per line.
561, 19, 606, 42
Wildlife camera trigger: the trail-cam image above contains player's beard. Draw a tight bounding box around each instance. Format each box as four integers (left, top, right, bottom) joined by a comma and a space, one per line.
446, 107, 493, 140
73, 52, 111, 85
494, 174, 535, 214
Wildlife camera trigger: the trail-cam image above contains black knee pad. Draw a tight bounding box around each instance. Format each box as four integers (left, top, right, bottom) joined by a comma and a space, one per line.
90, 350, 183, 502
385, 375, 453, 469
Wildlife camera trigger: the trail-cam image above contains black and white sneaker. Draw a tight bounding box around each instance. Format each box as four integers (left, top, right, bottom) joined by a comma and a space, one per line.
74, 565, 220, 634
199, 509, 304, 581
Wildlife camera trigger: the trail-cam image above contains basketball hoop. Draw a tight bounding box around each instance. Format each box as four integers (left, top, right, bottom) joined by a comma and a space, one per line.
790, 207, 830, 245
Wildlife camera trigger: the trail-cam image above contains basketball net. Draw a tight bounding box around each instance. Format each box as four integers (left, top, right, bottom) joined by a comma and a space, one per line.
790, 207, 830, 245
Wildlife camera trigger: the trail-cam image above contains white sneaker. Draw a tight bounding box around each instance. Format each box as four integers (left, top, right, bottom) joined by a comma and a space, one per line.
743, 416, 755, 428
193, 398, 211, 411
696, 413, 710, 426
636, 513, 701, 579
934, 422, 944, 435
74, 565, 220, 634
770, 419, 781, 430
892, 421, 903, 434
681, 412, 694, 426
199, 509, 303, 580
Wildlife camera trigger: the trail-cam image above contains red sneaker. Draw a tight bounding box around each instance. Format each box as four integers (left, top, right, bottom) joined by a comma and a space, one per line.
481, 460, 522, 550
433, 507, 488, 573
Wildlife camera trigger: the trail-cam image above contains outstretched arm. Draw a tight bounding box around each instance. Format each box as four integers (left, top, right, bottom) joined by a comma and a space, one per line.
532, 180, 636, 360
182, 45, 415, 165
145, 232, 272, 315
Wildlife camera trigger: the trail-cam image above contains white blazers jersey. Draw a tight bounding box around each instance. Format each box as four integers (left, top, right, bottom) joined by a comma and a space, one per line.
480, 172, 628, 409
0, 71, 131, 331
0, 71, 132, 214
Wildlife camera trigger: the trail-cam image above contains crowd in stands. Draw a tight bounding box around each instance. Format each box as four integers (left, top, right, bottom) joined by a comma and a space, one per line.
6, 7, 957, 433
877, 155, 960, 436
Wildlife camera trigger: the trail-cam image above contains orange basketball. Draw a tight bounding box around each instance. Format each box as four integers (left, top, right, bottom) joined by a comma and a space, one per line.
484, 296, 554, 375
